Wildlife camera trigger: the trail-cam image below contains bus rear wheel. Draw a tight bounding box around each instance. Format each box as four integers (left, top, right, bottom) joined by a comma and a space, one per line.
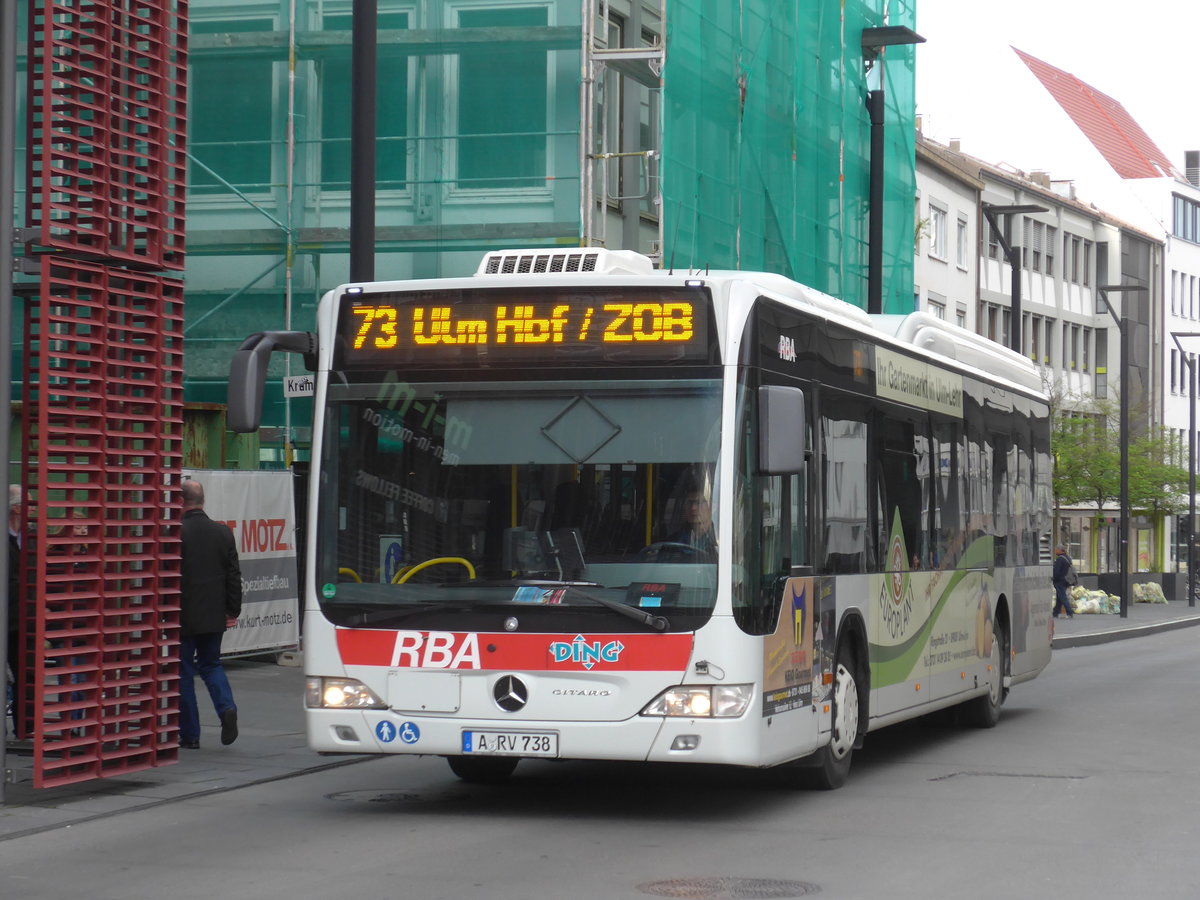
447, 755, 519, 785
792, 651, 860, 790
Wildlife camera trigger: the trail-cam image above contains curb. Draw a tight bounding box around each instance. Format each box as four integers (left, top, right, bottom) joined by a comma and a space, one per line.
1052, 614, 1200, 649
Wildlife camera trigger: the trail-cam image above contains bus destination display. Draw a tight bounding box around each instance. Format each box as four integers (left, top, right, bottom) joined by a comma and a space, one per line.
337, 288, 713, 366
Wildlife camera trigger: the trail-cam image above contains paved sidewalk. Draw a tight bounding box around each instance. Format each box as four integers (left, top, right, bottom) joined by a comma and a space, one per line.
1, 656, 367, 840
3, 600, 1200, 838
1051, 597, 1200, 648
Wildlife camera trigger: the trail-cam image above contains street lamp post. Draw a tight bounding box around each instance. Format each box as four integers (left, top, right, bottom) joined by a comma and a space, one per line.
861, 25, 924, 315
1171, 332, 1200, 608
1100, 284, 1148, 618
982, 203, 1047, 353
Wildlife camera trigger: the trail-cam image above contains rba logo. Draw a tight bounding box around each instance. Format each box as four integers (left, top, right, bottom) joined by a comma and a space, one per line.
778, 335, 797, 362
550, 634, 625, 670
389, 631, 480, 669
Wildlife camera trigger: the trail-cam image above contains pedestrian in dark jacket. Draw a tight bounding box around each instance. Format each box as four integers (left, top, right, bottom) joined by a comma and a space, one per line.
1052, 546, 1075, 619
179, 480, 242, 749
7, 485, 27, 739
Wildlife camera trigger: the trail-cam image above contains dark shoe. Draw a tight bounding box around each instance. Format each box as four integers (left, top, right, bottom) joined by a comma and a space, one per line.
220, 707, 238, 745
181, 738, 200, 750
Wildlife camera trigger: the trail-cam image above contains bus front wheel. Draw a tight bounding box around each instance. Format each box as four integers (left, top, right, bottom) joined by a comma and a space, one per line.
792, 649, 861, 790
447, 755, 519, 785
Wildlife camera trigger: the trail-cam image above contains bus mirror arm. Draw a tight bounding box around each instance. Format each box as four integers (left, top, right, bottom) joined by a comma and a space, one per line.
228, 331, 318, 433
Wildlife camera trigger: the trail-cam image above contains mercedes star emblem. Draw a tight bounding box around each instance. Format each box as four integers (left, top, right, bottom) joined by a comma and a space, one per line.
493, 675, 528, 712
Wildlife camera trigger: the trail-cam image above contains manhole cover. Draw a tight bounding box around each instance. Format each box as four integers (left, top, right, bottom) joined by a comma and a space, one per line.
326, 790, 422, 803
637, 877, 819, 899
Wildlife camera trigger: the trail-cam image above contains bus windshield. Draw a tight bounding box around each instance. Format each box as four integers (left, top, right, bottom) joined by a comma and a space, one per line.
315, 374, 723, 631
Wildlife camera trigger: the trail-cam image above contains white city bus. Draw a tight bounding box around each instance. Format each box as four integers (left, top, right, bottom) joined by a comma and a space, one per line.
229, 248, 1052, 789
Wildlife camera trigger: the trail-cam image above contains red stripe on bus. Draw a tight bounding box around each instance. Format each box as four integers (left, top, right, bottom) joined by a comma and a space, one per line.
336, 628, 694, 672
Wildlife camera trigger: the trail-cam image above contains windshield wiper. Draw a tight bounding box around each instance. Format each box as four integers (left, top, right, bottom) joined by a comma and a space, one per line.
341, 587, 669, 632
566, 587, 670, 632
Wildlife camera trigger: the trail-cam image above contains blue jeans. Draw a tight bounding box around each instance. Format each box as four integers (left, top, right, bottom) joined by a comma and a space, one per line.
1053, 582, 1073, 617
179, 632, 236, 743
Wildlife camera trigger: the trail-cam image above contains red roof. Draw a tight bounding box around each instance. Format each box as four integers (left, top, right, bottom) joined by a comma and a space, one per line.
1014, 47, 1177, 180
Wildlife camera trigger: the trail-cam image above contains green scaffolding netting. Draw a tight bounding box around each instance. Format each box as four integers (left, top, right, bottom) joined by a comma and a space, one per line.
662, 0, 916, 312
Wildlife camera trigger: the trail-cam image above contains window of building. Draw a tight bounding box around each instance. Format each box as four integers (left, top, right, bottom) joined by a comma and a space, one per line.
1082, 240, 1092, 286
929, 203, 947, 260
319, 9, 411, 193
1031, 314, 1042, 363
1082, 326, 1091, 372
453, 5, 550, 190
956, 304, 967, 328
1174, 193, 1200, 244
1172, 348, 1179, 393
1070, 324, 1079, 369
1031, 220, 1044, 272
987, 221, 1000, 260
956, 216, 968, 268
1045, 225, 1056, 276
190, 18, 276, 195
929, 297, 946, 320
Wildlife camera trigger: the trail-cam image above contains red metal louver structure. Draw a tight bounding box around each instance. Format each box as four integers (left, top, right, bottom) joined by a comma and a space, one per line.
16, 0, 187, 787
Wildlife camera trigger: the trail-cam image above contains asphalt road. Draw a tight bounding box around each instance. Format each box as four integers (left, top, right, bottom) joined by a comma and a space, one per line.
2, 629, 1197, 900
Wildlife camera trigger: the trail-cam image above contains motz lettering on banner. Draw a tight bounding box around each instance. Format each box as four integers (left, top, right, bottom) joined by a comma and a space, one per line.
239, 518, 290, 553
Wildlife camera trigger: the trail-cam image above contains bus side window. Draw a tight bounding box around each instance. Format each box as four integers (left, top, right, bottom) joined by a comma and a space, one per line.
874, 411, 931, 571
932, 419, 965, 567
820, 401, 870, 574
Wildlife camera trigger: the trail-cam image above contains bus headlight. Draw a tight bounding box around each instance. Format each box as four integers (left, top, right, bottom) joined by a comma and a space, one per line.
640, 684, 753, 718
306, 676, 387, 709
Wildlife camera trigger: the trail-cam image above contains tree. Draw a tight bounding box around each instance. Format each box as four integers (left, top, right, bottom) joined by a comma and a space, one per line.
1053, 413, 1118, 511
1130, 428, 1189, 516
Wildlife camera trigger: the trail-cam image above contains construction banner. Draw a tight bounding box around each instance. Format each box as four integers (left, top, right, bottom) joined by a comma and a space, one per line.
184, 469, 300, 655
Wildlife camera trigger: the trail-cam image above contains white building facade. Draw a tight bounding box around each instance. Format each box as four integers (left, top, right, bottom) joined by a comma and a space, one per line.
915, 134, 1167, 578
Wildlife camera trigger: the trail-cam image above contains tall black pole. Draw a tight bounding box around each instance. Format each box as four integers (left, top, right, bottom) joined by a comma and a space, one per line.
1118, 314, 1129, 618
349, 0, 377, 282
1190, 356, 1196, 606
866, 88, 884, 315
1008, 218, 1022, 353
0, 0, 18, 806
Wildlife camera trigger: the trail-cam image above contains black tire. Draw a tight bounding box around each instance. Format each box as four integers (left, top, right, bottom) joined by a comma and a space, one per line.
446, 755, 519, 784
960, 621, 1007, 729
792, 647, 861, 790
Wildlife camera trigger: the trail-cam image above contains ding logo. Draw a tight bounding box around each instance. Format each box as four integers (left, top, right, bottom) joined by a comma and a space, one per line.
549, 634, 625, 670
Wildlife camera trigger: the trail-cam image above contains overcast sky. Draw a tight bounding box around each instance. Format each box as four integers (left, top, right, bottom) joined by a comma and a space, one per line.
914, 0, 1199, 192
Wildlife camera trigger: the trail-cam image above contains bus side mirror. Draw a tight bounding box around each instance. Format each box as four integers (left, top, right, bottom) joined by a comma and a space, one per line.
228, 331, 317, 433
758, 384, 806, 474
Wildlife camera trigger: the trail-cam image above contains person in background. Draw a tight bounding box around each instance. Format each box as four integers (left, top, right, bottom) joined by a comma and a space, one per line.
1052, 546, 1076, 620
7, 485, 26, 739
179, 480, 242, 749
